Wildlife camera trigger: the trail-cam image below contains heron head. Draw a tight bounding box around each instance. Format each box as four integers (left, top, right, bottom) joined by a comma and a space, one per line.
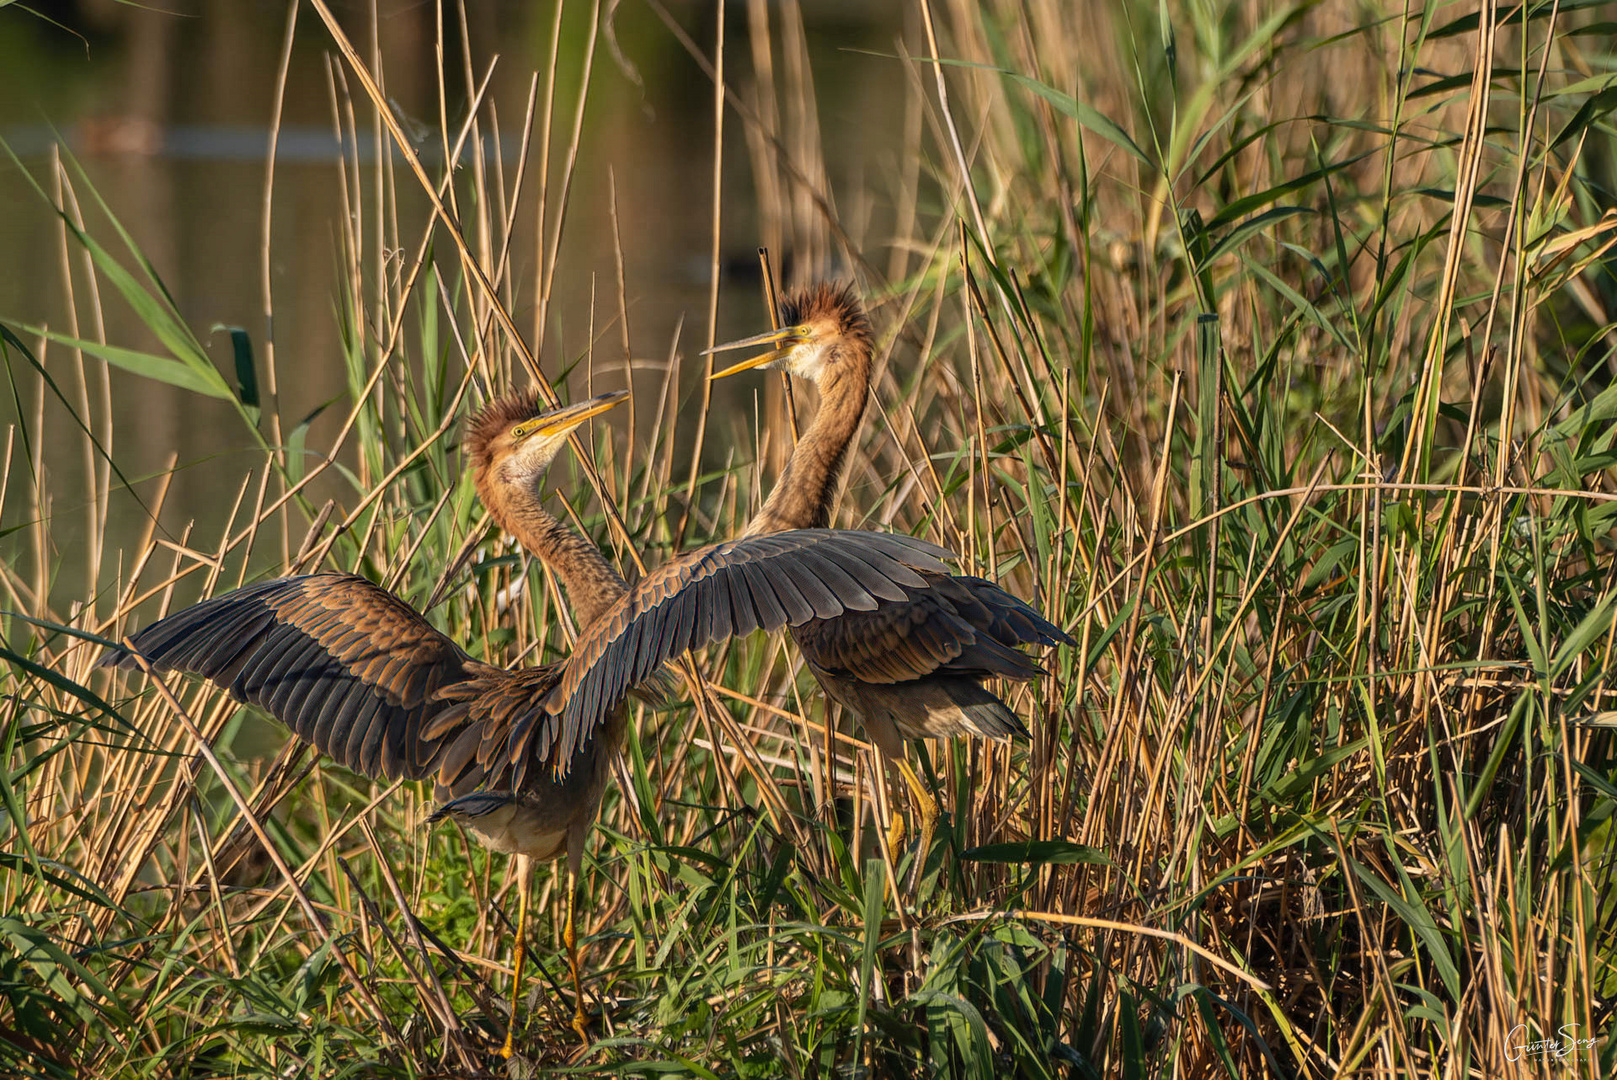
466, 389, 628, 492
706, 282, 872, 387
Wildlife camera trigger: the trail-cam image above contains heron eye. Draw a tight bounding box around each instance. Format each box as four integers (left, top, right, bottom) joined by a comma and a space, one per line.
511, 424, 527, 438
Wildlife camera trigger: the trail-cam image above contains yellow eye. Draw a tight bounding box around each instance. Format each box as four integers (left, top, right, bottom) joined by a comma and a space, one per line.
511, 424, 528, 439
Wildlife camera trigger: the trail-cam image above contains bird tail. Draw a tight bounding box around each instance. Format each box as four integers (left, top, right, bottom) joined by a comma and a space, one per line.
428, 789, 519, 824
893, 677, 1030, 742
954, 695, 1029, 741
951, 635, 1050, 681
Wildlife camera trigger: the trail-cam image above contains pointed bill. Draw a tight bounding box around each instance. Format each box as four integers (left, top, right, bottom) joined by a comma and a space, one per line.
703, 326, 808, 379
536, 389, 630, 436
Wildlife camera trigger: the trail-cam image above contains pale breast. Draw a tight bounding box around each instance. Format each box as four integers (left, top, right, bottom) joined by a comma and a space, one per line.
432, 790, 575, 860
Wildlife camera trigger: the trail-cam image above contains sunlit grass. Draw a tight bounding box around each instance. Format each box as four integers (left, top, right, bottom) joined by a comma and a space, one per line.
4, 0, 1617, 1076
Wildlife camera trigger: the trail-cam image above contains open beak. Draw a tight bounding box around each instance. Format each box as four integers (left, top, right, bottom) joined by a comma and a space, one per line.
537, 389, 630, 436
702, 326, 805, 380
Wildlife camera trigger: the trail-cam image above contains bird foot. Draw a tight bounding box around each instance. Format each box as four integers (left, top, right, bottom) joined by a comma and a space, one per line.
886, 810, 908, 854
571, 1005, 592, 1046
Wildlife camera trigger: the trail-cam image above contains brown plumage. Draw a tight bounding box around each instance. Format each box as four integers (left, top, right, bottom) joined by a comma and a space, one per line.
543, 527, 954, 765
99, 386, 961, 1052
707, 283, 1073, 855
740, 284, 874, 536
102, 389, 633, 1055
463, 390, 630, 629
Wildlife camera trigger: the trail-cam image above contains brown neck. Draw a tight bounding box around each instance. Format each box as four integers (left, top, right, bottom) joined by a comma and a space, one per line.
742, 356, 869, 536
476, 473, 628, 629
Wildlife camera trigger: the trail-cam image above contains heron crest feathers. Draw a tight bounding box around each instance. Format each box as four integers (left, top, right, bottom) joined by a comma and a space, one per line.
464, 389, 548, 472
780, 281, 873, 355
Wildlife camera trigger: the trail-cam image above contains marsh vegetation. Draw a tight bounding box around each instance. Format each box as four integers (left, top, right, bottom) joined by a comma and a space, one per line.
4, 1, 1617, 1076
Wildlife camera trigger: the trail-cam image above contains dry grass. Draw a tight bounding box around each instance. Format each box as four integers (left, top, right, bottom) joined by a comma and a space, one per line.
4, 0, 1617, 1076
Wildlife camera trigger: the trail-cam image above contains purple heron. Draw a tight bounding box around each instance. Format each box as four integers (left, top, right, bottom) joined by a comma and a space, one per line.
101, 387, 957, 1055
706, 283, 1073, 858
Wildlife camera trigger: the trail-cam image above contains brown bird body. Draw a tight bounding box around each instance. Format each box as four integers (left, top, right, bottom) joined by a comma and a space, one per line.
101, 385, 962, 1052
425, 389, 633, 864
103, 389, 635, 1055
708, 283, 1073, 854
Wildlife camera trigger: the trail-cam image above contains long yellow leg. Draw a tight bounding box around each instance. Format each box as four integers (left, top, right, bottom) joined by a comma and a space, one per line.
499, 855, 531, 1060
566, 869, 589, 1043
877, 755, 907, 853
884, 797, 908, 854
895, 759, 939, 861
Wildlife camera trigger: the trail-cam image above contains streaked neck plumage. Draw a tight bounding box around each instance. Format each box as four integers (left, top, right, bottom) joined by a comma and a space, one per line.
741, 349, 870, 537
475, 467, 628, 630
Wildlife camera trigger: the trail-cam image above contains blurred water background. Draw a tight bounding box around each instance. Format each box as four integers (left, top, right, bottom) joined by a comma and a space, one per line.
0, 1, 908, 599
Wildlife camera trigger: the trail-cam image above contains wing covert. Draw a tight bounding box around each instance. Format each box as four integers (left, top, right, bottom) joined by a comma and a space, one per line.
102, 574, 493, 783
791, 573, 1070, 686
544, 529, 953, 771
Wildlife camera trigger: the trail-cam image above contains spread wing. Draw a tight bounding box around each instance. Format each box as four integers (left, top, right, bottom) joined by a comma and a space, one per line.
791, 574, 1073, 684
422, 664, 567, 798
536, 529, 954, 772
101, 574, 497, 783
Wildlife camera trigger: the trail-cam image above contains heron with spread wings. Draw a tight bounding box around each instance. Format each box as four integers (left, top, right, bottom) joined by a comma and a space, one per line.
101, 387, 958, 1055
706, 283, 1073, 858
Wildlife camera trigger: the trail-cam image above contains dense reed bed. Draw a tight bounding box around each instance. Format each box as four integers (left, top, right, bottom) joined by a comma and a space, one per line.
3, 1, 1617, 1076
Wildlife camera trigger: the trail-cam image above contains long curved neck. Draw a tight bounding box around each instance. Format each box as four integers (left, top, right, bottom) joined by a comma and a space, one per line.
477, 474, 628, 629
742, 355, 869, 537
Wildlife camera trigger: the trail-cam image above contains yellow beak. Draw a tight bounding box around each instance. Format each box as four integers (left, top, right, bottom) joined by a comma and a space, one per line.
535, 389, 629, 436
702, 326, 806, 380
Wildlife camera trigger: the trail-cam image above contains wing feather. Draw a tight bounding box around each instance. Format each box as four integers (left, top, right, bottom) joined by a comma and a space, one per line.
737, 561, 789, 634
261, 633, 327, 717
695, 577, 720, 655
842, 545, 931, 592
790, 572, 1068, 686
306, 673, 362, 759
102, 574, 491, 784
787, 549, 877, 613
338, 690, 387, 774
233, 622, 305, 701
436, 724, 484, 797
823, 547, 915, 603
544, 529, 953, 774
758, 557, 815, 624
773, 550, 845, 619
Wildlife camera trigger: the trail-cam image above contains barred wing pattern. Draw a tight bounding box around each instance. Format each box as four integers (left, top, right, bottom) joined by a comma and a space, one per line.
101, 574, 491, 783
790, 573, 1070, 686
101, 532, 957, 795
423, 664, 568, 799
537, 530, 954, 773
